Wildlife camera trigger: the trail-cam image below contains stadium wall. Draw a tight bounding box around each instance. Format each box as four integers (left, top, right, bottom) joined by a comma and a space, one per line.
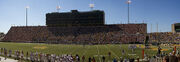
3, 24, 147, 44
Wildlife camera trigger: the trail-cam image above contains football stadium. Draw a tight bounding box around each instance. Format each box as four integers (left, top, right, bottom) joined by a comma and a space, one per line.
3, 10, 147, 44
0, 0, 180, 62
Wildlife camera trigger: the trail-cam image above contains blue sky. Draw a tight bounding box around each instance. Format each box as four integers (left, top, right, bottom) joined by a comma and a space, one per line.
0, 0, 180, 33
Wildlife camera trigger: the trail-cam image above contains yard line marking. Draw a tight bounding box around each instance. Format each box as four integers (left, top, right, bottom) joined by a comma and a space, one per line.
69, 45, 79, 54
83, 45, 90, 55
104, 45, 119, 59
96, 45, 102, 62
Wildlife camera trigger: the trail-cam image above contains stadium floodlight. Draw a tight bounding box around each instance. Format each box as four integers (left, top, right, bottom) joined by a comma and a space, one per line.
89, 4, 94, 10
56, 6, 61, 12
127, 0, 131, 4
26, 6, 30, 9
25, 6, 30, 26
127, 0, 131, 24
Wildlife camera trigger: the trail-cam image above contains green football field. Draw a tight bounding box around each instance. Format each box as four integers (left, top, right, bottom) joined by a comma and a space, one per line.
0, 42, 177, 61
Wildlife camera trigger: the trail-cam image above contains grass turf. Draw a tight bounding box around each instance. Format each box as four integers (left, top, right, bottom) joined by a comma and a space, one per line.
0, 42, 177, 61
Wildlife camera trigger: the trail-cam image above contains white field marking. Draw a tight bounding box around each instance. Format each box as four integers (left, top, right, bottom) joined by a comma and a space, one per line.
104, 45, 120, 59
83, 45, 90, 55
64, 45, 75, 54
128, 54, 137, 56
96, 45, 102, 62
94, 55, 108, 57
0, 56, 18, 62
69, 45, 81, 54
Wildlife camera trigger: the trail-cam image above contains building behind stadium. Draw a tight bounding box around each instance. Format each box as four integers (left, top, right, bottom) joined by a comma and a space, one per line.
172, 23, 180, 33
3, 10, 147, 44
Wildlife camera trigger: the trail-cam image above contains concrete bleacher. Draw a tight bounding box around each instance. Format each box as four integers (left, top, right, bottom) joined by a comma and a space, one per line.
148, 32, 180, 43
3, 24, 147, 44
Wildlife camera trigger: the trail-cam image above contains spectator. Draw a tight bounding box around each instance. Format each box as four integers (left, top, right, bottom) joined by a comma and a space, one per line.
88, 57, 91, 62
113, 58, 117, 62
82, 55, 85, 62
102, 56, 105, 62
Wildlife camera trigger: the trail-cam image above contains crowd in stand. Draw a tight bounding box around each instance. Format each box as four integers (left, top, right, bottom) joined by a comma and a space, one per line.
48, 31, 146, 44
2, 25, 180, 44
149, 32, 180, 43
3, 24, 147, 44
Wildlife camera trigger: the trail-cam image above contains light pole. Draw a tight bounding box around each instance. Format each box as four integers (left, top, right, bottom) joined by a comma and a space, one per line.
25, 6, 29, 26
127, 0, 131, 24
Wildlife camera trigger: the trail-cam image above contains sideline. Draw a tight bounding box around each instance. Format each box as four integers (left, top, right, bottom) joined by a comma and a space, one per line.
0, 56, 18, 62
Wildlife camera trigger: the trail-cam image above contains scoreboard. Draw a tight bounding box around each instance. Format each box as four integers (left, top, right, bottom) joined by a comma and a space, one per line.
172, 23, 180, 33
175, 23, 180, 32
46, 10, 105, 27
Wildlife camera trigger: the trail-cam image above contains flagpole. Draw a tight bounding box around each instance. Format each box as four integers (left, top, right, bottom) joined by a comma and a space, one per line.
89, 0, 94, 10
157, 23, 158, 32
151, 24, 152, 33
56, 6, 61, 12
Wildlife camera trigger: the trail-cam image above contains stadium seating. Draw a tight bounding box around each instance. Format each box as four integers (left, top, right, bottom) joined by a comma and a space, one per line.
3, 24, 147, 44
148, 32, 180, 43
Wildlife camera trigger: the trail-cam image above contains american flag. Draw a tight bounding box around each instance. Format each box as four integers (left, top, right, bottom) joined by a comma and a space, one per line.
56, 6, 61, 10
89, 4, 95, 8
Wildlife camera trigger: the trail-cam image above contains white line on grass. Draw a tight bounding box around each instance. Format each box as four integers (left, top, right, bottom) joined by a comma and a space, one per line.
83, 45, 89, 55
104, 45, 120, 59
69, 45, 78, 55
96, 45, 102, 62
